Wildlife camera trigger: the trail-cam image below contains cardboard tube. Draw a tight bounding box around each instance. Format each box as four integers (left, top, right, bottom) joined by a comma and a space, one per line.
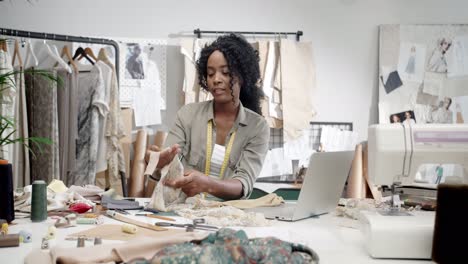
154, 131, 167, 148
129, 130, 147, 197
346, 144, 366, 198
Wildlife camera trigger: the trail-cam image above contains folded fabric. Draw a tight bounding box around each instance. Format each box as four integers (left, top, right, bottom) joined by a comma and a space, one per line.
24, 231, 208, 264
222, 193, 284, 209
152, 228, 319, 264
101, 195, 142, 210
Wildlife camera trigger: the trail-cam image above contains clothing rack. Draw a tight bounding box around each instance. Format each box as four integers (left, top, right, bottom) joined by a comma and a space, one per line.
0, 27, 120, 81
193, 28, 303, 41
0, 27, 128, 197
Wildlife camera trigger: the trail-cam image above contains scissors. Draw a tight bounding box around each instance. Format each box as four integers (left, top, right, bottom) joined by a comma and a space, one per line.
155, 218, 218, 232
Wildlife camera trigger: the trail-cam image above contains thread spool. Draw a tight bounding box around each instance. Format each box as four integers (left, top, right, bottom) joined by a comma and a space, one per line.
0, 234, 20, 248
31, 180, 47, 222
94, 237, 102, 245
76, 236, 86, 247
0, 163, 15, 223
47, 226, 56, 239
19, 230, 32, 243
121, 223, 138, 234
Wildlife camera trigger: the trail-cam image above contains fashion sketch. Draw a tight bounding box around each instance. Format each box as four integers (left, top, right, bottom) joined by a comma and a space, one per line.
405, 46, 416, 74
427, 38, 452, 73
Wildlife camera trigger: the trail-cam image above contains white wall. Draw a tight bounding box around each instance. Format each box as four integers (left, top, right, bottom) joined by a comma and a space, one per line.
1, 0, 467, 140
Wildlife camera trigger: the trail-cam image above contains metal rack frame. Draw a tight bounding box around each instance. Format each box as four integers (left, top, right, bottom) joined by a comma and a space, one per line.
0, 27, 127, 196
194, 28, 303, 41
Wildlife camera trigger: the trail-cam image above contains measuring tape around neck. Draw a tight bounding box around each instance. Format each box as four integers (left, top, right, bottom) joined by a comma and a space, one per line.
205, 120, 236, 179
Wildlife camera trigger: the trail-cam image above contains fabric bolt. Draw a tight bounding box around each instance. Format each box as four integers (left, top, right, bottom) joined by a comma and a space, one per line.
24, 68, 60, 183
164, 100, 269, 198
280, 39, 317, 142
56, 69, 78, 185
68, 62, 108, 186
12, 66, 31, 188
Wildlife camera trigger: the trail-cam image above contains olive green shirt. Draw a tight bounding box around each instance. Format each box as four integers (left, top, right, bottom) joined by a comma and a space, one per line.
164, 100, 270, 199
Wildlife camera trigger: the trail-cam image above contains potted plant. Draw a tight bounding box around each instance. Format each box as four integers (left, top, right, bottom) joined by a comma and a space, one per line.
0, 61, 60, 222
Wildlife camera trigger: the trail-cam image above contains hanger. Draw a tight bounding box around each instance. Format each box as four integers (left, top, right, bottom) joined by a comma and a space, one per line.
38, 39, 72, 73
72, 46, 95, 65
24, 39, 39, 68
12, 39, 23, 67
97, 47, 114, 68
56, 45, 78, 73
0, 39, 6, 52
84, 47, 98, 62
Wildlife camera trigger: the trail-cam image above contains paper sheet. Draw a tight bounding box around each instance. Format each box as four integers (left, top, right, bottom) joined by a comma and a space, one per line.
447, 36, 468, 78
133, 60, 162, 126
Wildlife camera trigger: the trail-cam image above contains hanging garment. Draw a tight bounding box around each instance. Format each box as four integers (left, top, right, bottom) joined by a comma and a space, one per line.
68, 62, 107, 186
0, 50, 16, 163
97, 53, 126, 194
13, 66, 30, 188
24, 68, 60, 183
261, 41, 283, 128
95, 62, 112, 173
180, 38, 212, 105
56, 69, 78, 185
280, 39, 317, 142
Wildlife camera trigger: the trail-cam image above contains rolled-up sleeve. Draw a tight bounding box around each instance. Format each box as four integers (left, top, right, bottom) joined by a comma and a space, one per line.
232, 118, 270, 198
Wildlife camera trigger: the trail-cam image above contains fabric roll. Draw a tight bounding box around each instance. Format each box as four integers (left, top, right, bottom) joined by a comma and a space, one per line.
346, 144, 367, 198
25, 68, 60, 183
280, 40, 317, 142
0, 164, 15, 223
129, 130, 147, 197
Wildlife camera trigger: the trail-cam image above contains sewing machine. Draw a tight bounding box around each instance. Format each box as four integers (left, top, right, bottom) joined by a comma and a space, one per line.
361, 124, 468, 259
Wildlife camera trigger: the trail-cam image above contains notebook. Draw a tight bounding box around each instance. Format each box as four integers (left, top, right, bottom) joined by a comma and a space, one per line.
249, 151, 354, 221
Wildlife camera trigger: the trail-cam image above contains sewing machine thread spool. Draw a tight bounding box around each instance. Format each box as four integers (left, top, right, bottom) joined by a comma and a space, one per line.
432, 183, 468, 263
121, 223, 138, 234
31, 181, 47, 222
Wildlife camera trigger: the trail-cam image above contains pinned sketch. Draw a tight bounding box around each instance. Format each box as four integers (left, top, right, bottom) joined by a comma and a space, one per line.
423, 72, 446, 96
427, 38, 452, 73
447, 36, 468, 77
380, 66, 403, 94
397, 42, 426, 83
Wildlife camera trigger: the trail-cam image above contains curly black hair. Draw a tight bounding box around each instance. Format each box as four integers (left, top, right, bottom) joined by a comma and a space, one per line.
196, 33, 264, 115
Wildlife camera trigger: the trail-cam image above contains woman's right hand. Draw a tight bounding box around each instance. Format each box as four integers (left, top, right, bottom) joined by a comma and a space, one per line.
145, 144, 181, 169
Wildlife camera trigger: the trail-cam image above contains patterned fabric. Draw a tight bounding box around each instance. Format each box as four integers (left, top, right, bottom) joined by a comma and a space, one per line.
25, 68, 60, 183
68, 63, 107, 186
148, 228, 318, 264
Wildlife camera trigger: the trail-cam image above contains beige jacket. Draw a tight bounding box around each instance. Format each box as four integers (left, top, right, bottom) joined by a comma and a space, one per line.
165, 100, 270, 198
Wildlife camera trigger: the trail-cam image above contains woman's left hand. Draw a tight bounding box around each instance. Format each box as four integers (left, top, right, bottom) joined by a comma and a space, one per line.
164, 170, 210, 197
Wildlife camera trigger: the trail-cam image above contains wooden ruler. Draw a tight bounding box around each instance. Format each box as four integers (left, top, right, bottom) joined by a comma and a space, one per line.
106, 211, 167, 231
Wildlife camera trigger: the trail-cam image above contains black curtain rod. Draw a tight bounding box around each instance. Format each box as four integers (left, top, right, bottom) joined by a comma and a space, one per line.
0, 27, 120, 83
193, 28, 303, 41
0, 27, 127, 197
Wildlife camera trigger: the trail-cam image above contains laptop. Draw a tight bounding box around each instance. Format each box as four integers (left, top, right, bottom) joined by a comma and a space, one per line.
249, 151, 354, 221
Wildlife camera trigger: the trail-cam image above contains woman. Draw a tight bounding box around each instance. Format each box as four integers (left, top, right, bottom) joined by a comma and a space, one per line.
148, 34, 269, 200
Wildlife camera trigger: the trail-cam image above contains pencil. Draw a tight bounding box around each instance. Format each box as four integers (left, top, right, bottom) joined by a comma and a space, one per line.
144, 214, 176, 221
